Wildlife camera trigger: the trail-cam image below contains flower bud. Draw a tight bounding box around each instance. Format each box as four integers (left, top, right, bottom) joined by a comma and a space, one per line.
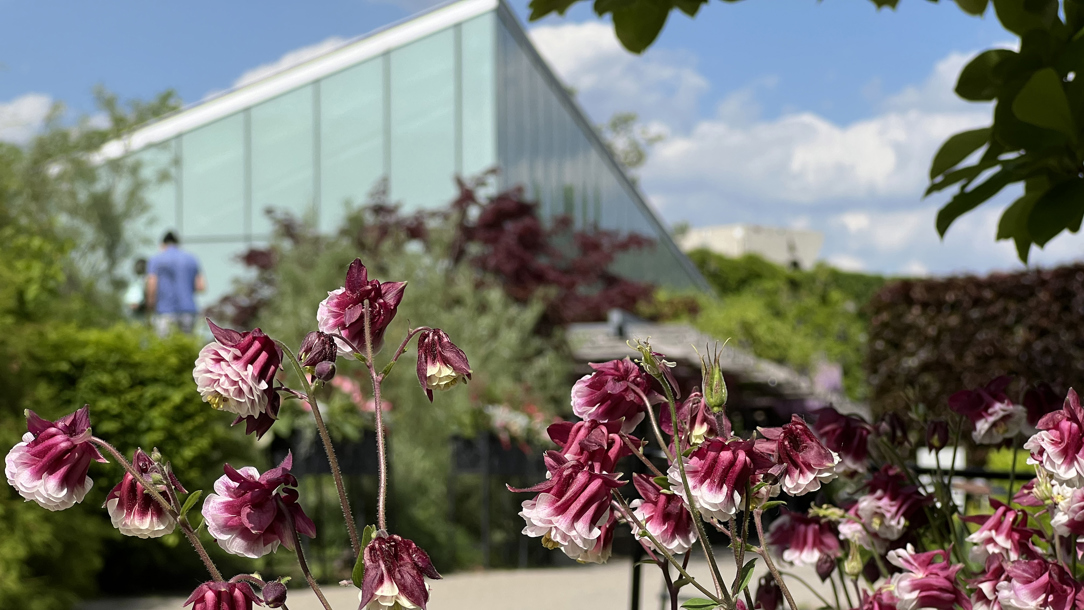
699, 348, 727, 412
925, 420, 948, 450
415, 329, 471, 402
262, 581, 287, 608
816, 553, 836, 582
299, 331, 337, 368
843, 540, 863, 577
314, 361, 336, 382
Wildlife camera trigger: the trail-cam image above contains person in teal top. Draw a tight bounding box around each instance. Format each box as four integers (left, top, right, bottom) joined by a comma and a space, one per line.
146, 231, 206, 336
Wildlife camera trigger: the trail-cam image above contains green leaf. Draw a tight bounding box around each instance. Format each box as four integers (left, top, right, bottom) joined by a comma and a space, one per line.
997, 190, 1041, 262
936, 168, 1017, 236
673, 577, 692, 588
527, 0, 579, 19
673, 0, 706, 17
758, 500, 787, 511
993, 0, 1058, 35
179, 489, 203, 519
1026, 178, 1084, 246
925, 160, 1000, 197
352, 525, 378, 589
956, 49, 1013, 100
653, 475, 672, 489
380, 359, 397, 378
736, 558, 758, 594
609, 0, 671, 54
1012, 68, 1077, 138
681, 599, 720, 610
929, 128, 991, 179
955, 0, 989, 15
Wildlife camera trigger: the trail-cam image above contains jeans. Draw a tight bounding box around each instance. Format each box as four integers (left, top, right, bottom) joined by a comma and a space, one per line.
152, 312, 196, 337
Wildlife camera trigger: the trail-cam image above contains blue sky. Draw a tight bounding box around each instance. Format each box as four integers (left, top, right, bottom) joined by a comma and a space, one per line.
1, 0, 1079, 276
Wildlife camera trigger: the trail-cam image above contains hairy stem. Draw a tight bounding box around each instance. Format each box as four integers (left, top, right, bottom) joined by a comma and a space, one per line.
753, 509, 798, 610
633, 386, 674, 463
92, 437, 223, 582
622, 435, 665, 477
363, 302, 389, 532
778, 570, 834, 608
279, 342, 361, 557
279, 499, 332, 610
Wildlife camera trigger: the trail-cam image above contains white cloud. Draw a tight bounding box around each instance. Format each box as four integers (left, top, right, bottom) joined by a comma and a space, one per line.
231, 36, 347, 89
529, 21, 708, 128
900, 260, 930, 277
0, 93, 52, 144
828, 254, 866, 272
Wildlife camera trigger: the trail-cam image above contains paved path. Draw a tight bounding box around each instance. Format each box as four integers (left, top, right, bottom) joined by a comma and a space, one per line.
77, 556, 827, 610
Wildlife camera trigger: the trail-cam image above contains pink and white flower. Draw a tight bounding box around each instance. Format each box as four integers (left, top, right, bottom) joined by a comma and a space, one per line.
856, 589, 901, 610
949, 376, 1027, 445
995, 559, 1080, 610
668, 437, 771, 521
184, 581, 262, 610
509, 451, 624, 561
887, 544, 970, 610
964, 501, 1035, 563
813, 407, 872, 474
104, 448, 178, 539
758, 414, 839, 496
317, 258, 406, 355
766, 509, 841, 566
5, 406, 106, 511
547, 419, 633, 473
970, 557, 1005, 610
570, 358, 656, 433
193, 319, 282, 420
358, 532, 441, 610
567, 515, 616, 564
660, 390, 723, 452
415, 328, 471, 401
843, 466, 930, 547
1024, 388, 1084, 486
630, 474, 697, 556
201, 453, 316, 558
1051, 483, 1084, 541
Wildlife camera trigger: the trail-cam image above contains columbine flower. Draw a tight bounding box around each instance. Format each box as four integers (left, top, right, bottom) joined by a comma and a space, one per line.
766, 509, 841, 566
317, 258, 406, 355
567, 514, 615, 564
996, 559, 1080, 610
669, 437, 771, 521
5, 406, 106, 511
842, 465, 930, 547
1051, 483, 1084, 541
193, 319, 282, 420
1023, 383, 1061, 428
184, 581, 262, 610
298, 331, 337, 367
813, 407, 872, 474
970, 557, 1005, 610
508, 451, 624, 561
949, 376, 1028, 445
261, 581, 287, 608
1024, 388, 1084, 486
754, 575, 783, 610
202, 453, 316, 558
547, 419, 633, 473
857, 589, 901, 610
660, 390, 723, 452
758, 414, 839, 496
630, 474, 697, 556
358, 532, 441, 610
964, 500, 1035, 563
570, 358, 656, 433
104, 449, 179, 539
415, 329, 471, 402
887, 545, 970, 610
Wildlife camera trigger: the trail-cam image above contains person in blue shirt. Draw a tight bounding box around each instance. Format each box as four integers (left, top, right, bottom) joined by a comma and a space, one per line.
146, 231, 206, 337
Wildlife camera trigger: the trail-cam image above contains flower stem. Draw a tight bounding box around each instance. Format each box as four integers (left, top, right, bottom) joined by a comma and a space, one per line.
752, 509, 798, 610
91, 437, 223, 582
622, 434, 665, 478
777, 570, 834, 608
835, 566, 853, 609
363, 301, 389, 532
279, 499, 333, 610
279, 341, 361, 557
1007, 441, 1019, 503
633, 386, 674, 463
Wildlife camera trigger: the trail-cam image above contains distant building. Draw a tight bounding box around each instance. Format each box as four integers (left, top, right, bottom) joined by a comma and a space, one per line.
679, 224, 824, 270
103, 0, 708, 304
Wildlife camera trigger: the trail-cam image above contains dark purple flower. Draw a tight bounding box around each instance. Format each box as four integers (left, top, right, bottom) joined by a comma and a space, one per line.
358, 532, 441, 610
1024, 388, 1084, 485
415, 328, 471, 402
926, 419, 949, 451
184, 581, 262, 610
996, 559, 1079, 610
547, 419, 633, 473
201, 452, 316, 558
260, 582, 287, 608
669, 437, 772, 521
1012, 480, 1044, 507
840, 465, 930, 548
766, 509, 841, 566
570, 358, 656, 433
508, 451, 624, 562
963, 500, 1035, 563
1023, 383, 1061, 428
104, 448, 178, 539
660, 390, 725, 452
813, 407, 871, 473
194, 319, 283, 421
754, 575, 782, 610
4, 406, 107, 511
630, 474, 697, 555
815, 553, 836, 582
298, 331, 337, 367
887, 545, 970, 610
758, 414, 839, 496
949, 376, 1027, 445
317, 258, 407, 355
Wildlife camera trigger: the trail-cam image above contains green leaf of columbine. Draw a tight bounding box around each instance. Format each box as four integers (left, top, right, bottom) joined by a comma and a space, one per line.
681, 598, 720, 609
352, 525, 378, 589
180, 490, 203, 520
737, 558, 758, 594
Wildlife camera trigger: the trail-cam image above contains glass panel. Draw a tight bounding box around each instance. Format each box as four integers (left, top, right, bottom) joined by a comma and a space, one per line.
130, 139, 179, 240
181, 114, 245, 239
186, 240, 252, 307
251, 87, 315, 236
320, 58, 385, 232
461, 13, 496, 180
390, 29, 456, 210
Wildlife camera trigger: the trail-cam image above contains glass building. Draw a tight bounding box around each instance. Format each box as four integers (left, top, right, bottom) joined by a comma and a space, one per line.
105, 0, 708, 303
